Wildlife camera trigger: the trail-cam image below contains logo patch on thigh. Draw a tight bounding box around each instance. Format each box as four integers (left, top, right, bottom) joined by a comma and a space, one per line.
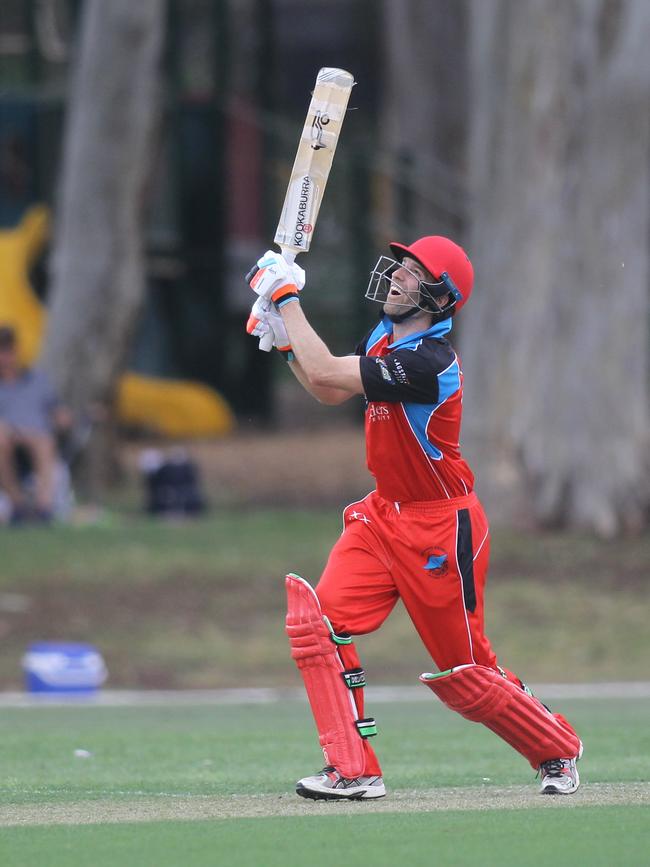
423, 548, 448, 576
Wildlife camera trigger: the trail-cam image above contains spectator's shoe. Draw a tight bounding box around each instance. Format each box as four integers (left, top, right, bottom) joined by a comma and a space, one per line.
539, 742, 583, 794
296, 766, 386, 800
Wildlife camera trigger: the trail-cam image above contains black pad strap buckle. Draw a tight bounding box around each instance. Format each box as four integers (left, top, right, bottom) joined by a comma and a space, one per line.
341, 668, 366, 690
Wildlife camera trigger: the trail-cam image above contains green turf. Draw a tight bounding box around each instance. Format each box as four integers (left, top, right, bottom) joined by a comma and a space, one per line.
1, 698, 648, 866
1, 509, 649, 687
2, 807, 649, 867
0, 509, 340, 586
1, 698, 649, 806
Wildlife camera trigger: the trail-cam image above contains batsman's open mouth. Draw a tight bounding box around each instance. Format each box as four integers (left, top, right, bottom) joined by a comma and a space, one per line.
387, 285, 416, 306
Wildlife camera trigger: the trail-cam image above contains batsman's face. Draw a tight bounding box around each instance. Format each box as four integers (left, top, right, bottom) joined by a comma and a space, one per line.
382, 256, 430, 316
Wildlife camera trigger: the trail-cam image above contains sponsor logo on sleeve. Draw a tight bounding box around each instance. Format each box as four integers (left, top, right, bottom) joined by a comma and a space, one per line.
377, 358, 395, 384
392, 358, 409, 384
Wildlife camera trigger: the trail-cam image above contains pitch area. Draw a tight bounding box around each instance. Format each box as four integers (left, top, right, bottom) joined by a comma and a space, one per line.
1, 696, 648, 865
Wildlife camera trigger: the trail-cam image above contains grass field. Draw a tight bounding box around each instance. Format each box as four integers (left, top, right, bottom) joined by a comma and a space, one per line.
1, 497, 649, 864
1, 696, 649, 866
1, 508, 649, 688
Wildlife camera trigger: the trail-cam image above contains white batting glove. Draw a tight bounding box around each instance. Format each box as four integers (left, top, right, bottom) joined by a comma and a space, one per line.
246, 297, 273, 352
246, 297, 293, 355
245, 251, 305, 306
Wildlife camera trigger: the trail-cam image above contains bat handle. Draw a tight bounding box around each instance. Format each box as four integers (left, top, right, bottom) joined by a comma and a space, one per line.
278, 246, 296, 265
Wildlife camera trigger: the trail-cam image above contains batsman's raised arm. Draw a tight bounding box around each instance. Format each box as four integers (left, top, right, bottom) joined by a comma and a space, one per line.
279, 302, 363, 399
246, 250, 362, 404
286, 355, 360, 406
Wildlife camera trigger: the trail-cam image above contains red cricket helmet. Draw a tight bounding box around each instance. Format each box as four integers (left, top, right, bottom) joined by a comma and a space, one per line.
389, 235, 474, 313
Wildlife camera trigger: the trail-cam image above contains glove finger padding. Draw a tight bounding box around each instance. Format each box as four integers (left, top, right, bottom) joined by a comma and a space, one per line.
246, 298, 274, 352
246, 250, 306, 303
246, 296, 272, 328
246, 296, 291, 353
258, 330, 274, 352
254, 251, 305, 291
265, 306, 291, 352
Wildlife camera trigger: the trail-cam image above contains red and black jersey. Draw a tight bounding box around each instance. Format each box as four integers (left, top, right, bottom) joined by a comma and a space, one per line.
356, 316, 475, 502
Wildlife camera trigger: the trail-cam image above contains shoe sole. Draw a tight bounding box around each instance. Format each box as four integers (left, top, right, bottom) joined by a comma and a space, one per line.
296, 784, 386, 801
540, 784, 579, 795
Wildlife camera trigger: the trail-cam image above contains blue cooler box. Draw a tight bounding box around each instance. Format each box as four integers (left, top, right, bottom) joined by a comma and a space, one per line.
22, 642, 108, 694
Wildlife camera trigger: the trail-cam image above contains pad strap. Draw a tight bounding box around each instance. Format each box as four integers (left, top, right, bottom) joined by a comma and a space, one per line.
342, 668, 366, 690
355, 718, 378, 738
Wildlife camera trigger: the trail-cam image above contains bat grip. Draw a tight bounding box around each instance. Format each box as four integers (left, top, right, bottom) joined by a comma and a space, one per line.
278, 246, 296, 265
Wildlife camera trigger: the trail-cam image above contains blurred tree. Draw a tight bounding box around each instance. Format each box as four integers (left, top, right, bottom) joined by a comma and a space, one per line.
462, 0, 650, 536
43, 0, 164, 495
378, 0, 470, 242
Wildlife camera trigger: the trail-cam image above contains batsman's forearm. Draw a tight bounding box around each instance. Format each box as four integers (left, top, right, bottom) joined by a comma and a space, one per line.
280, 302, 331, 375
288, 356, 355, 405
279, 301, 363, 394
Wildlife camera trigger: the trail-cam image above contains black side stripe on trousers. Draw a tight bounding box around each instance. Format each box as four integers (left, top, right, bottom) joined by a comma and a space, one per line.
457, 509, 476, 613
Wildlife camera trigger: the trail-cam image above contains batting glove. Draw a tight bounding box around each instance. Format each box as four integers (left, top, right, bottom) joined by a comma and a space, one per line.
245, 251, 305, 307
246, 297, 293, 359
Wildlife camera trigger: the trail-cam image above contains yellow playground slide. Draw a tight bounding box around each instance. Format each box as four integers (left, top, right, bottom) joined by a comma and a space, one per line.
0, 206, 234, 437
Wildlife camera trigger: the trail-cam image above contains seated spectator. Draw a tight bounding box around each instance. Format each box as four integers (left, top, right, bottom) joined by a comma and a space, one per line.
0, 325, 72, 523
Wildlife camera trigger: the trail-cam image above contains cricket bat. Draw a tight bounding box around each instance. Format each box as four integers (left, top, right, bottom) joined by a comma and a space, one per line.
247, 67, 355, 350
274, 66, 355, 263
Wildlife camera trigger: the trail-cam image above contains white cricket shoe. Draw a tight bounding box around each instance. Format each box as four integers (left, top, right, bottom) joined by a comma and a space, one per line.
539, 742, 583, 795
296, 766, 386, 800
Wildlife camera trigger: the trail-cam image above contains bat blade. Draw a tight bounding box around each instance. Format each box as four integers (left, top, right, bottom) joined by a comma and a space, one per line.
274, 67, 355, 261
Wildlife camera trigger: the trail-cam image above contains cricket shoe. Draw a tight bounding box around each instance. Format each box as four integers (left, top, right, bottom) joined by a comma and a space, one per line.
539, 742, 583, 795
296, 766, 386, 800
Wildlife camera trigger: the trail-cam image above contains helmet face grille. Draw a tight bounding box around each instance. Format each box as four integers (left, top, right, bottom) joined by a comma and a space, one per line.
388, 236, 473, 313
366, 256, 459, 315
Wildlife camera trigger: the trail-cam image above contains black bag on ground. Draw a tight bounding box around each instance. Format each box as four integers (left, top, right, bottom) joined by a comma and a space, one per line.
143, 450, 205, 516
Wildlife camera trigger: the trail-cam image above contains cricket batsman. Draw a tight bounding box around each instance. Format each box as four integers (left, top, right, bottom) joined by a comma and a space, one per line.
246, 236, 583, 800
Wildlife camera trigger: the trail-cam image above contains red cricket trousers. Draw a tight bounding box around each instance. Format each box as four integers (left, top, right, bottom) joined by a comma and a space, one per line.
315, 489, 516, 777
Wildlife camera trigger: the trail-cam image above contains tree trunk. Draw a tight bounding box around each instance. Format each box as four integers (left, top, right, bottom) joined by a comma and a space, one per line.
462, 0, 650, 536
379, 0, 470, 240
43, 0, 164, 496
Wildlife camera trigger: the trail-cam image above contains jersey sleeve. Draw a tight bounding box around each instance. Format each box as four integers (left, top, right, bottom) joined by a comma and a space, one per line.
359, 340, 457, 404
